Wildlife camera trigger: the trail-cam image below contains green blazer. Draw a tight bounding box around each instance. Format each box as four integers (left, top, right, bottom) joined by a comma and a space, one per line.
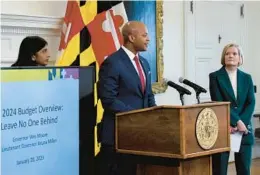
209, 66, 255, 145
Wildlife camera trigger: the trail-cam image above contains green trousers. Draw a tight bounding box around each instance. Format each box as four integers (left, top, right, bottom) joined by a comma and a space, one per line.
212, 145, 252, 175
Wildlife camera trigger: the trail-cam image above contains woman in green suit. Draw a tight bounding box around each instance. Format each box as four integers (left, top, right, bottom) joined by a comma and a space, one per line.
209, 43, 255, 175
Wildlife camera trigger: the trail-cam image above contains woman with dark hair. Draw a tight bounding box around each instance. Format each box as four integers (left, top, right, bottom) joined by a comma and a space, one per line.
11, 36, 50, 67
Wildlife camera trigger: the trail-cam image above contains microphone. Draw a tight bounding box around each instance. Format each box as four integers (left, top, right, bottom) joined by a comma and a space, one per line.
165, 79, 192, 95
179, 77, 207, 93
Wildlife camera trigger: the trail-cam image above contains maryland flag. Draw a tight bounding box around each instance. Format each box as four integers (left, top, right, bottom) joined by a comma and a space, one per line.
56, 0, 128, 158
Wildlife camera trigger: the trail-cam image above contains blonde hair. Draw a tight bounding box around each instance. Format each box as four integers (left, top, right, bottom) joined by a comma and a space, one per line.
220, 43, 244, 66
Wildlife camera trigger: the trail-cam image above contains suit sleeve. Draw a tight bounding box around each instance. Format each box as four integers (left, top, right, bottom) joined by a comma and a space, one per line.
148, 86, 156, 107
98, 59, 134, 113
145, 61, 156, 107
239, 75, 255, 125
148, 71, 156, 107
209, 73, 240, 126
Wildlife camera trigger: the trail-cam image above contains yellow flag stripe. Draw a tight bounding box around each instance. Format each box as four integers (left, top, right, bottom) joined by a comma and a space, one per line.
94, 62, 103, 155
94, 126, 101, 155
56, 34, 80, 66
80, 0, 97, 25
97, 99, 104, 124
80, 44, 96, 66
78, 0, 103, 156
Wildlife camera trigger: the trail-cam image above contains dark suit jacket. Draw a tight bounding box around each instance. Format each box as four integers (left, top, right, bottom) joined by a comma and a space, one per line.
209, 66, 255, 145
98, 48, 156, 145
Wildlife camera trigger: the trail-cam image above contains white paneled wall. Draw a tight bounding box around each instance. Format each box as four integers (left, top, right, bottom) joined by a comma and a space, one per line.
1, 14, 62, 67
1, 1, 66, 67
156, 1, 185, 105
244, 2, 260, 114
1, 1, 66, 17
244, 1, 260, 160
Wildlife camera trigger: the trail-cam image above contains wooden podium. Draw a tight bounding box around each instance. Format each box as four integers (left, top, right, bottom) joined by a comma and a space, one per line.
115, 102, 230, 175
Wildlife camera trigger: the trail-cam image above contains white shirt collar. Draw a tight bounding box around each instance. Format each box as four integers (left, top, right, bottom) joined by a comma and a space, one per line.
121, 46, 138, 60
225, 68, 237, 76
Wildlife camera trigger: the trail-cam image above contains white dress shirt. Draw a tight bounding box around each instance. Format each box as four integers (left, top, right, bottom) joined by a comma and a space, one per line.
226, 68, 237, 99
121, 46, 146, 83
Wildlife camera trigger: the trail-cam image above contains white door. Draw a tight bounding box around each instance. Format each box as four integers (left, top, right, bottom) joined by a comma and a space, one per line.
184, 1, 245, 105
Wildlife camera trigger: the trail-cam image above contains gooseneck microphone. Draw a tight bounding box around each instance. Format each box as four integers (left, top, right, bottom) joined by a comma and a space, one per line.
164, 79, 191, 105
166, 80, 192, 95
179, 77, 207, 93
179, 77, 207, 104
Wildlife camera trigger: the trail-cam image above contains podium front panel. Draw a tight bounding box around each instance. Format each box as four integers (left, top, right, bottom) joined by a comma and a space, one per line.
116, 103, 230, 159
183, 105, 230, 156
116, 108, 181, 157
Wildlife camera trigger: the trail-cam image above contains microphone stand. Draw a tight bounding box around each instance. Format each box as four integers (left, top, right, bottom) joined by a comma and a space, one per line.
196, 91, 201, 104
180, 92, 185, 106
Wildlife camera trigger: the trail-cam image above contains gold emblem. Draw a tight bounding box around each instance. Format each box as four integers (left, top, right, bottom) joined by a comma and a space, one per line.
196, 108, 219, 150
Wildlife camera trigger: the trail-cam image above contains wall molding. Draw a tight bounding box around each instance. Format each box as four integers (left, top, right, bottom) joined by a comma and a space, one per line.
1, 13, 63, 36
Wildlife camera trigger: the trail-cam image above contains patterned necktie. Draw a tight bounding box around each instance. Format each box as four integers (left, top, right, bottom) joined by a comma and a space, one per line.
134, 56, 145, 93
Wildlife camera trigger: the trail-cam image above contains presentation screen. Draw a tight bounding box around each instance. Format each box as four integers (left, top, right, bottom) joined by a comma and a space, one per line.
1, 67, 85, 175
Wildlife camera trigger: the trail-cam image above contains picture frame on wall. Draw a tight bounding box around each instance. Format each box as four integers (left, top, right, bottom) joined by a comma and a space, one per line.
124, 0, 166, 94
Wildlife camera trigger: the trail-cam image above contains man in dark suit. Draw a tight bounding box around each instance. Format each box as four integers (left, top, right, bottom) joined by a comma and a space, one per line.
97, 21, 156, 175
209, 43, 255, 175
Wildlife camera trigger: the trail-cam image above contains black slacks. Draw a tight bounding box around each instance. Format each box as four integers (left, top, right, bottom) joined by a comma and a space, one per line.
96, 144, 136, 175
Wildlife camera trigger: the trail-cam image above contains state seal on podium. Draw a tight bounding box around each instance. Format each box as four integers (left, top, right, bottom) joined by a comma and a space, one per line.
196, 108, 219, 150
